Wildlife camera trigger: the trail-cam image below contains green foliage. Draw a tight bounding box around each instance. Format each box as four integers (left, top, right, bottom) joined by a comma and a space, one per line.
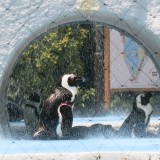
74, 88, 95, 116
8, 24, 95, 115
10, 25, 88, 98
109, 92, 133, 115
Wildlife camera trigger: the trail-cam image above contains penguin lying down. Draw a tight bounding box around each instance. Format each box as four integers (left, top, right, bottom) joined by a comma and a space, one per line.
70, 91, 157, 139
63, 92, 158, 139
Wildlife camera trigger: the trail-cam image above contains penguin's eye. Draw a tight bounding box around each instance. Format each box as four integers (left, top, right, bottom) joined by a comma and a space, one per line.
68, 76, 76, 86
68, 76, 75, 82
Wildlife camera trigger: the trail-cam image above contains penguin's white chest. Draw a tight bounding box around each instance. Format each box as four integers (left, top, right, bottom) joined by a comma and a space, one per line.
137, 103, 153, 123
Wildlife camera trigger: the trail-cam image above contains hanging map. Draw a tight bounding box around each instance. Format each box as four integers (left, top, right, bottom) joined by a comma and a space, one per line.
110, 29, 160, 90
124, 36, 145, 81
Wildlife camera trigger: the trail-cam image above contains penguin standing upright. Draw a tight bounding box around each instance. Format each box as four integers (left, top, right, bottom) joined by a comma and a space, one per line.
119, 92, 153, 138
23, 92, 42, 136
33, 74, 86, 140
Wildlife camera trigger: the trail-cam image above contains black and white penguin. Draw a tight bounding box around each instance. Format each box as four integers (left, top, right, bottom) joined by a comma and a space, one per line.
119, 92, 153, 138
23, 91, 42, 136
33, 74, 86, 140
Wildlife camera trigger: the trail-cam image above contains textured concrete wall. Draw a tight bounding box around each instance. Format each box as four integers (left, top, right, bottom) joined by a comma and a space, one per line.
0, 0, 160, 138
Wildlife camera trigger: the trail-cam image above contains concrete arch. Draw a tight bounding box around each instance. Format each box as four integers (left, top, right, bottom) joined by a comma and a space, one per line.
0, 0, 160, 138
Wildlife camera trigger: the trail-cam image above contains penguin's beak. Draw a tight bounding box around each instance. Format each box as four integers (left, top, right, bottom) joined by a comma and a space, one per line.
145, 92, 152, 99
75, 76, 86, 85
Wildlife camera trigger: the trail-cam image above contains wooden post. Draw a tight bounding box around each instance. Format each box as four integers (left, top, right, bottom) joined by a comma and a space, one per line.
104, 27, 110, 110
92, 25, 105, 115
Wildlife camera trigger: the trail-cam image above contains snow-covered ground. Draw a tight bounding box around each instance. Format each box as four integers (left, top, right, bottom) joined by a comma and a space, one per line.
0, 116, 160, 160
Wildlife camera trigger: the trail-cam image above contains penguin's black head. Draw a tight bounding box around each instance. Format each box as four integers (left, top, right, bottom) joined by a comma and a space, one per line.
68, 75, 86, 86
133, 92, 152, 110
60, 74, 86, 88
141, 92, 152, 106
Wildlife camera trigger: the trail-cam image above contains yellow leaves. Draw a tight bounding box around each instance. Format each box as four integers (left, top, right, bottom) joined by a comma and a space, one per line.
35, 60, 41, 69
44, 32, 58, 42
33, 43, 38, 50
10, 24, 97, 111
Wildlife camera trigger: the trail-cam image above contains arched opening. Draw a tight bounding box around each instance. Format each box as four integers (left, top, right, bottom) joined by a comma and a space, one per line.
5, 22, 160, 139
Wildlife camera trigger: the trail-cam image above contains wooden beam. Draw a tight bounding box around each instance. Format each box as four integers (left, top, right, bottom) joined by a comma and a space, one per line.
111, 88, 160, 92
104, 27, 110, 110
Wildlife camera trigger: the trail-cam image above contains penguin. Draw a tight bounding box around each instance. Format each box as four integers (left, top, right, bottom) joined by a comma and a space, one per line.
119, 92, 153, 138
23, 91, 42, 136
33, 74, 86, 140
